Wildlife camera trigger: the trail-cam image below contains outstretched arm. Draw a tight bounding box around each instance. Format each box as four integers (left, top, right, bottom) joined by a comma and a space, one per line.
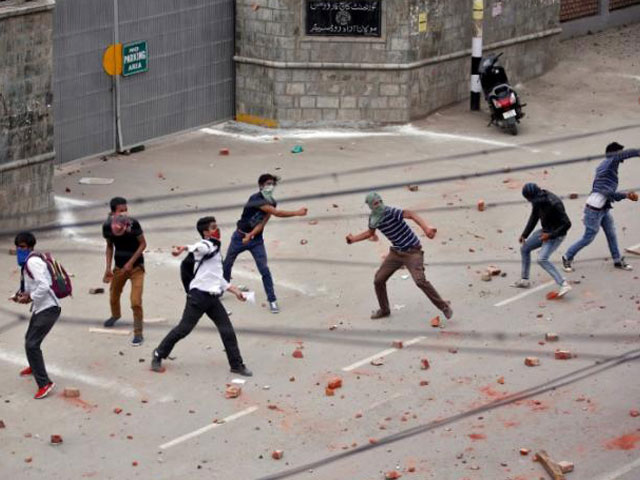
403, 210, 437, 238
243, 214, 271, 244
346, 229, 376, 244
260, 205, 307, 218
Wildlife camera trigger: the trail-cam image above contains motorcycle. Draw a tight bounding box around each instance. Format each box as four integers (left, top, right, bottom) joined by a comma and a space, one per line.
478, 52, 525, 135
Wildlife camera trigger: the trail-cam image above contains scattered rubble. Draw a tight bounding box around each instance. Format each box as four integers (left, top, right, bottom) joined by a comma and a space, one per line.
292, 349, 304, 359
430, 316, 441, 328
370, 358, 384, 366
568, 192, 579, 199
420, 358, 430, 370
525, 357, 540, 367
630, 409, 640, 417
407, 184, 419, 192
477, 200, 485, 211
272, 450, 284, 460
225, 386, 242, 399
0, 420, 5, 428
89, 288, 104, 294
392, 340, 404, 348
63, 387, 80, 398
50, 434, 63, 445
555, 350, 573, 360
327, 378, 342, 390
558, 461, 574, 473
300, 239, 308, 245
519, 448, 530, 456
545, 333, 559, 342
113, 407, 123, 414
385, 471, 402, 479
219, 148, 229, 155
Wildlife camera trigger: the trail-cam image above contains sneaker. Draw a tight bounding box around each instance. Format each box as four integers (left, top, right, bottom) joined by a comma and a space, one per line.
370, 309, 391, 319
442, 305, 453, 320
230, 365, 253, 377
131, 335, 144, 346
512, 279, 531, 288
557, 281, 572, 298
103, 317, 120, 328
20, 366, 33, 376
34, 382, 55, 399
151, 349, 163, 372
614, 257, 633, 271
269, 301, 280, 314
561, 256, 574, 273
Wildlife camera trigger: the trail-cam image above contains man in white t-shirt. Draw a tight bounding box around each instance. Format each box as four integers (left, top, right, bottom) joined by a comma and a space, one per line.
12, 232, 61, 399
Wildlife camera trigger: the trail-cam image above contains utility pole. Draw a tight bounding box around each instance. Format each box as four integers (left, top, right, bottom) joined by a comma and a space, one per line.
470, 0, 483, 111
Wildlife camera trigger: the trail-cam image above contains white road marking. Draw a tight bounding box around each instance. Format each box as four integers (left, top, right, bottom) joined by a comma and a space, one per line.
596, 457, 640, 480
159, 405, 259, 449
625, 242, 640, 255
494, 281, 555, 307
342, 336, 426, 372
54, 196, 102, 246
0, 348, 140, 398
145, 317, 167, 324
89, 328, 131, 336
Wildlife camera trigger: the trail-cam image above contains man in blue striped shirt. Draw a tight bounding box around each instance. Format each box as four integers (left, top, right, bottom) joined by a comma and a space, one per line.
346, 192, 452, 321
562, 142, 639, 272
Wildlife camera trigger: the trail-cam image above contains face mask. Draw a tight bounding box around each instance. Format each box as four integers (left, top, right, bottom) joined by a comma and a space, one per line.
261, 184, 276, 203
16, 248, 30, 267
365, 193, 385, 229
210, 228, 221, 240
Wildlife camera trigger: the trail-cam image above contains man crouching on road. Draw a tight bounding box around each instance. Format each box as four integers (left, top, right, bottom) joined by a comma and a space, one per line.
346, 192, 452, 323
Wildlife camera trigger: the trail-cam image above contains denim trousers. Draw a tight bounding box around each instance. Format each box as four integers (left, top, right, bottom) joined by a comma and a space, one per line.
565, 206, 621, 262
521, 229, 566, 285
223, 231, 276, 302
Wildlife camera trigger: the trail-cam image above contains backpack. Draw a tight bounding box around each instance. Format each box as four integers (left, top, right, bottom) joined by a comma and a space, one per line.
180, 240, 220, 293
22, 252, 73, 299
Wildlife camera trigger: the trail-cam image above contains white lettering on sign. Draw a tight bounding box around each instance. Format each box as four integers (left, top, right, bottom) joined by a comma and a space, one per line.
124, 51, 146, 63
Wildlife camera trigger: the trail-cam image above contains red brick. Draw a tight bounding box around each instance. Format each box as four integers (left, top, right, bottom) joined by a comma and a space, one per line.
477, 200, 485, 212
225, 385, 242, 398
271, 450, 284, 460
569, 192, 579, 199
24, 457, 32, 463
420, 358, 430, 370
50, 434, 63, 445
555, 350, 573, 360
392, 340, 404, 348
419, 380, 429, 386
0, 420, 5, 429
327, 377, 342, 389
519, 448, 530, 455
325, 387, 335, 396
113, 407, 123, 414
219, 148, 229, 155
292, 349, 304, 358
525, 356, 540, 367
407, 466, 416, 472
558, 460, 574, 473
369, 438, 378, 444
430, 316, 441, 328
545, 333, 559, 342
385, 471, 402, 479
132, 461, 138, 467
630, 409, 640, 417
63, 387, 80, 398
497, 376, 505, 384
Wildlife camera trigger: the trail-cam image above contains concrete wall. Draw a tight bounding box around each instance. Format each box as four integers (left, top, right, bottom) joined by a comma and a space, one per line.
560, 0, 640, 38
0, 0, 55, 231
235, 0, 561, 127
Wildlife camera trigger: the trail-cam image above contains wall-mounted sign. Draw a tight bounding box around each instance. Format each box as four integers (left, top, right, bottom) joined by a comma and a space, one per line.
418, 12, 427, 33
122, 41, 148, 77
305, 1, 382, 37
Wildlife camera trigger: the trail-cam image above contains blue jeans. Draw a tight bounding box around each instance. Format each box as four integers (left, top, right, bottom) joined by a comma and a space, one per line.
520, 229, 566, 285
223, 231, 276, 302
565, 207, 621, 262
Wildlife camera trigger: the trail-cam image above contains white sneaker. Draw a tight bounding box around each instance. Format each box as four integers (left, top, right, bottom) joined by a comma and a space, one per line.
512, 279, 531, 288
557, 281, 572, 298
269, 301, 280, 314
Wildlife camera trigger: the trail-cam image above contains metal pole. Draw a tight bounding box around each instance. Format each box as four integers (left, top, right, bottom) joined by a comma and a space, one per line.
470, 0, 483, 111
113, 0, 124, 151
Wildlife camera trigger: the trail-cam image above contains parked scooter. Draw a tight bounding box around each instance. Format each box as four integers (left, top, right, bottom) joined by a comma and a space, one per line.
478, 52, 525, 135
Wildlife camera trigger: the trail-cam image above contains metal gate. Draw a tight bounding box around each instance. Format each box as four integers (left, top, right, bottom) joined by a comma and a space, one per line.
53, 0, 234, 164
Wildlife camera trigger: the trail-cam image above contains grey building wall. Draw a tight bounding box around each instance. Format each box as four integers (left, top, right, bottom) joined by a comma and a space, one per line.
0, 0, 56, 231
235, 0, 561, 127
560, 0, 640, 39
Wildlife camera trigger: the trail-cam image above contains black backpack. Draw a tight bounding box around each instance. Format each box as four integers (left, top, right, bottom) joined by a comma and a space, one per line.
180, 240, 220, 292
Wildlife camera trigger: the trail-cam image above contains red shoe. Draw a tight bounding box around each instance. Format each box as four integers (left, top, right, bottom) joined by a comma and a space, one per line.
34, 382, 55, 399
20, 366, 33, 376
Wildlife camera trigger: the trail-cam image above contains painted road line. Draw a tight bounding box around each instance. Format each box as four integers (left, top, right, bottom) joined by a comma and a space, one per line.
342, 336, 427, 372
0, 349, 140, 398
625, 242, 640, 255
89, 328, 131, 336
494, 281, 554, 307
596, 456, 640, 480
145, 317, 167, 324
159, 405, 259, 450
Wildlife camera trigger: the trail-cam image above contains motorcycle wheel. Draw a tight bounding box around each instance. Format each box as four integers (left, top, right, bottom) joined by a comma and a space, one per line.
505, 118, 518, 136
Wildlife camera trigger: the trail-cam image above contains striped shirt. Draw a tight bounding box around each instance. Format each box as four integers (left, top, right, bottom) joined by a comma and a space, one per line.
375, 207, 421, 251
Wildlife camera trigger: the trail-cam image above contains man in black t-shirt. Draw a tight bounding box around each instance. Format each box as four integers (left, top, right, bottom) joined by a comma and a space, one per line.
223, 174, 307, 313
102, 197, 147, 345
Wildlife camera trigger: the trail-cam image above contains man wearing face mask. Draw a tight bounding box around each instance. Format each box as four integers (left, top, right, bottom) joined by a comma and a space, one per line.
223, 174, 308, 314
346, 192, 452, 322
12, 232, 61, 399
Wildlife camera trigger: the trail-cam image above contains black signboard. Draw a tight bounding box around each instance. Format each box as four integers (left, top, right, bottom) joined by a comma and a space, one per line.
305, 1, 382, 37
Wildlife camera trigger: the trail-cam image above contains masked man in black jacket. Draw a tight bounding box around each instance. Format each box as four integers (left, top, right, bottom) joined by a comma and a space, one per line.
513, 183, 572, 297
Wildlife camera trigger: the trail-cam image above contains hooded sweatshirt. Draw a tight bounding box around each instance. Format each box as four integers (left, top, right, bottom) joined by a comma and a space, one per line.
521, 185, 572, 240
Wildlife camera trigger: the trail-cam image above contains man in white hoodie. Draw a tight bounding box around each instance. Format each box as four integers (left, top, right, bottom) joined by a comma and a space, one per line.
12, 232, 61, 399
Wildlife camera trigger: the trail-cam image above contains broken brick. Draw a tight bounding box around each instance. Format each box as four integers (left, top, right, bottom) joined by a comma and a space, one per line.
325, 387, 335, 396
487, 265, 501, 276
525, 357, 540, 367
25, 457, 32, 463
546, 291, 559, 300
477, 200, 485, 212
219, 148, 229, 156
0, 420, 5, 429
132, 461, 138, 467
430, 316, 441, 328
392, 340, 404, 348
292, 349, 304, 359
554, 350, 573, 360
300, 239, 308, 245
558, 461, 574, 473
327, 378, 342, 389
407, 184, 419, 192
369, 438, 378, 444
63, 387, 80, 398
497, 376, 505, 385
88, 288, 104, 295
420, 358, 430, 370
271, 450, 284, 460
630, 409, 640, 417
50, 435, 63, 445
520, 448, 530, 456
355, 412, 363, 418
385, 471, 402, 479
545, 333, 559, 342
481, 272, 492, 282
370, 358, 384, 366
225, 386, 242, 398
113, 407, 123, 414
407, 466, 416, 472
419, 380, 429, 386
267, 404, 278, 410
568, 192, 579, 199
448, 347, 458, 354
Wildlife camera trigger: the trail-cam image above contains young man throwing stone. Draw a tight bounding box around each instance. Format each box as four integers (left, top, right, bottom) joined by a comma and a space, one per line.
346, 192, 452, 321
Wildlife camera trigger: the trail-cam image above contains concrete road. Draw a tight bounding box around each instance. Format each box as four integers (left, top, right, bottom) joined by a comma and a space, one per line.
1, 25, 640, 480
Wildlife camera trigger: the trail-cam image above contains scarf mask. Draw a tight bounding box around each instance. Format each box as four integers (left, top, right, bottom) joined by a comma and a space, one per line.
261, 184, 276, 204
16, 248, 30, 267
366, 192, 385, 229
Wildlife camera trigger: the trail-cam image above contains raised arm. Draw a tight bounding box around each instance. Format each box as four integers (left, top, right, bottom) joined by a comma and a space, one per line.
260, 204, 307, 218
402, 210, 437, 238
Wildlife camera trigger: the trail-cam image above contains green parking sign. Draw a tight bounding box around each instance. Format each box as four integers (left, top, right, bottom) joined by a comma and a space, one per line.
122, 41, 148, 77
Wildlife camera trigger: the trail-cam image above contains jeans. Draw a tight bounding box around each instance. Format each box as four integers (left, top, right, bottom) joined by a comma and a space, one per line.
520, 229, 566, 285
25, 306, 61, 388
155, 290, 244, 369
110, 265, 144, 335
565, 207, 621, 262
374, 247, 448, 313
223, 231, 276, 302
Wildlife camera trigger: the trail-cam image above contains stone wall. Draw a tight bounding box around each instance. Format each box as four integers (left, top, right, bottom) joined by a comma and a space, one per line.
235, 0, 561, 127
0, 0, 55, 231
